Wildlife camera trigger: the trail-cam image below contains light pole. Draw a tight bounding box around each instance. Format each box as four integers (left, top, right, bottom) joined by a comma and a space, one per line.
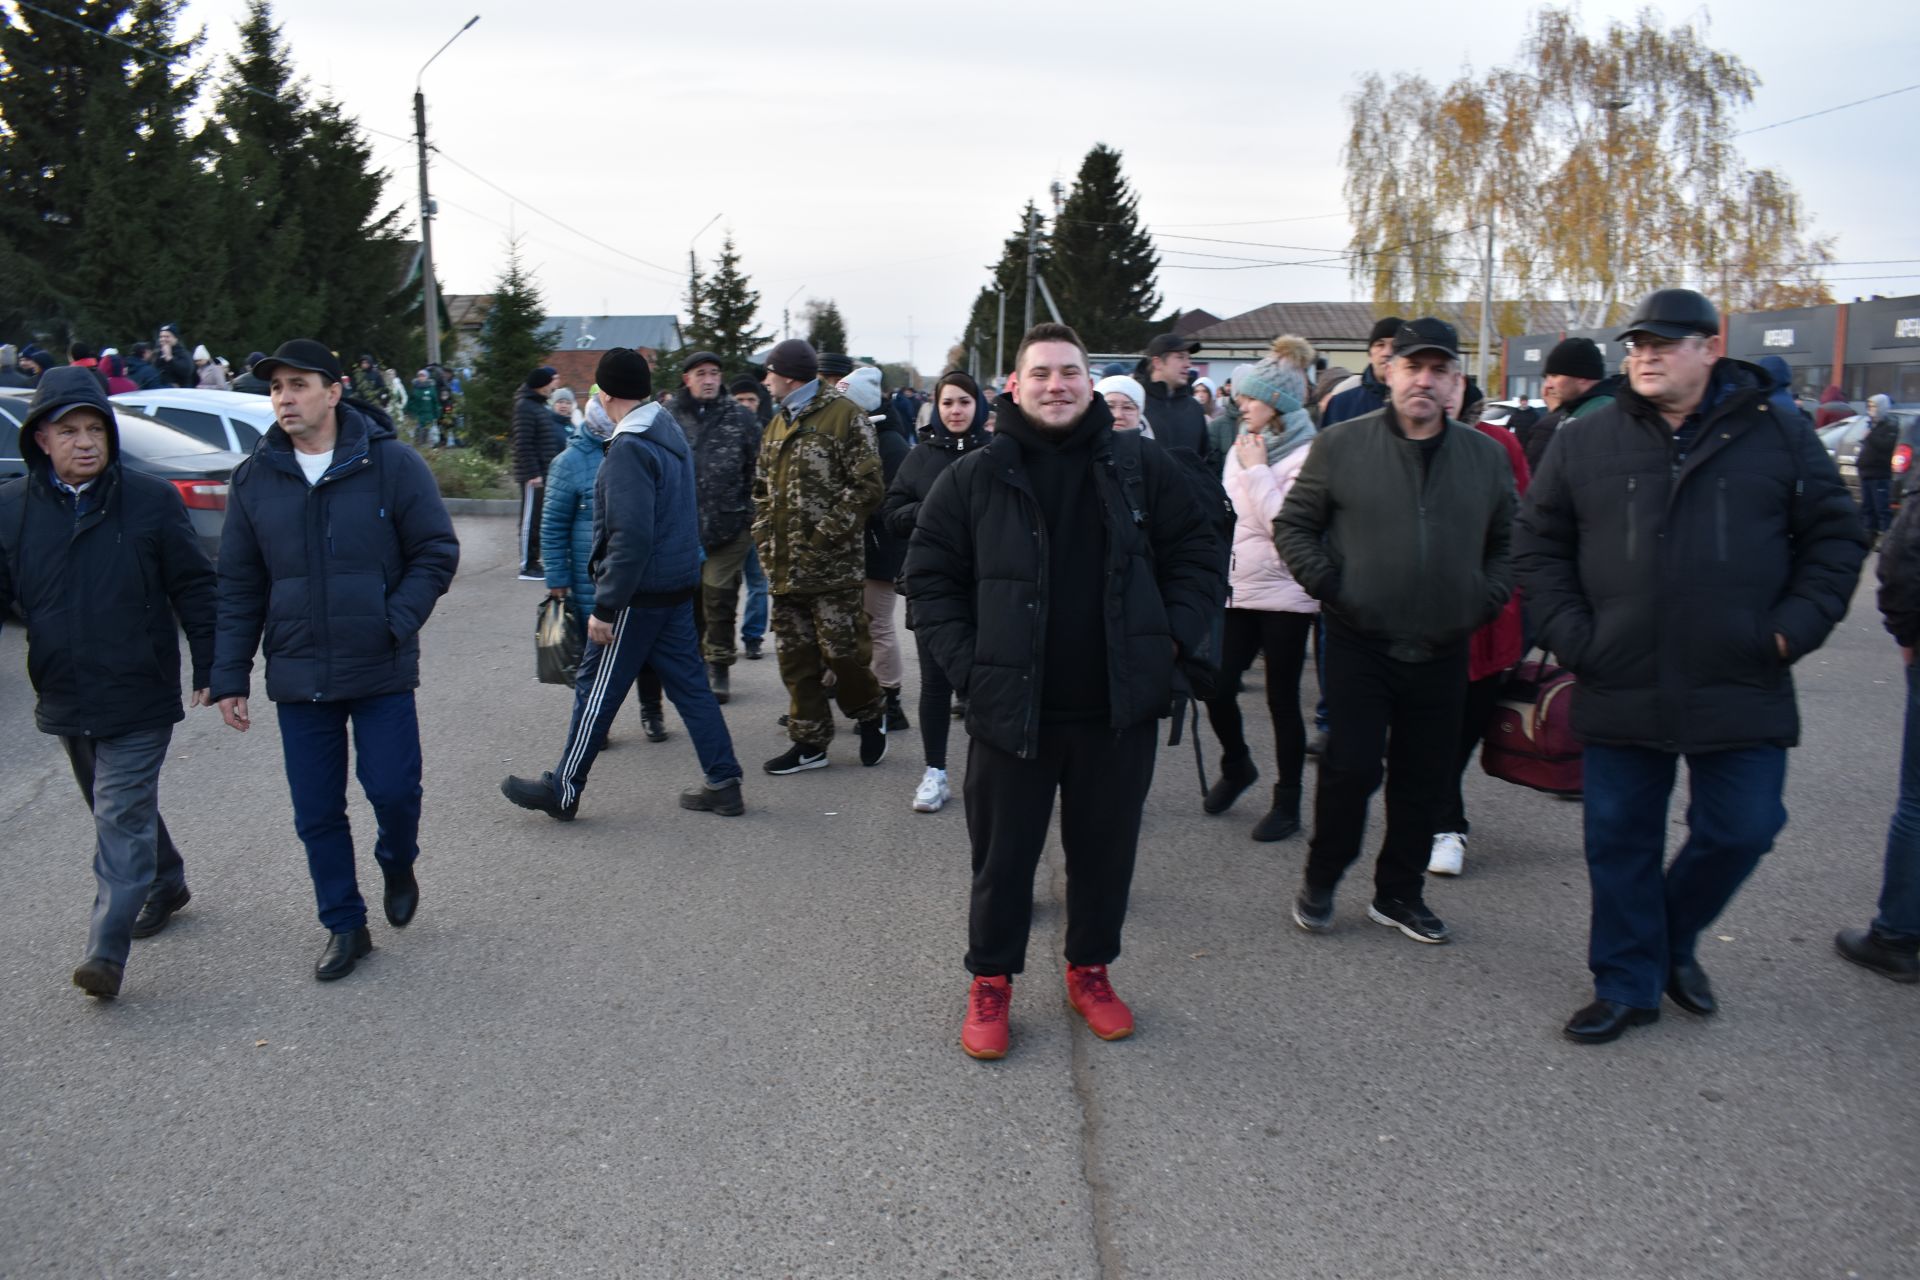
783, 285, 805, 341
415, 15, 480, 369
1599, 98, 1630, 323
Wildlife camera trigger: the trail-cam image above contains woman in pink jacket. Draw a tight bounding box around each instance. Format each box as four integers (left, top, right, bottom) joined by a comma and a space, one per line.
1202, 339, 1320, 841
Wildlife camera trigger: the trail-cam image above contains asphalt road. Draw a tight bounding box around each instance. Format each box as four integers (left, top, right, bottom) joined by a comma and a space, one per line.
1, 515, 1914, 1279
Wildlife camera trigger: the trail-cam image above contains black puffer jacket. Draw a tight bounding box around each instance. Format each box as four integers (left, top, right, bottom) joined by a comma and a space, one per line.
669, 388, 762, 550
1858, 414, 1899, 480
1516, 359, 1867, 752
903, 394, 1225, 758
211, 401, 460, 704
1878, 492, 1920, 644
511, 386, 564, 487
882, 415, 990, 606
1139, 376, 1213, 464
0, 371, 217, 737
863, 410, 914, 582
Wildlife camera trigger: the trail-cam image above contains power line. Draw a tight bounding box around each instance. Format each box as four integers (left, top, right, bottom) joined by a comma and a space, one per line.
1735, 82, 1920, 137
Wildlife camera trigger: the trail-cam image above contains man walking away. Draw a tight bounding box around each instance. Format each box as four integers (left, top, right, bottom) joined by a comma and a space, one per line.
514, 366, 565, 580
503, 349, 744, 820
1517, 288, 1865, 1044
1275, 319, 1515, 946
1138, 333, 1212, 462
211, 340, 460, 982
669, 351, 762, 704
0, 369, 216, 999
907, 323, 1224, 1060
754, 339, 889, 773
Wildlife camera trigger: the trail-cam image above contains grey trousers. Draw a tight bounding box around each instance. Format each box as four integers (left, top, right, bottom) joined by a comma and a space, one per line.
60, 726, 177, 966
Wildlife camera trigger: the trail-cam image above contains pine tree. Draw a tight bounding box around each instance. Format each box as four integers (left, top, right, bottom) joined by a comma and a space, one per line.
961, 201, 1051, 378
699, 234, 772, 378
465, 238, 560, 457
803, 299, 849, 354
1050, 144, 1162, 352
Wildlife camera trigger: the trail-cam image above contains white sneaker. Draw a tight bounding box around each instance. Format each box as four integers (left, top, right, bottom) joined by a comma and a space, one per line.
1428, 832, 1466, 876
912, 767, 950, 813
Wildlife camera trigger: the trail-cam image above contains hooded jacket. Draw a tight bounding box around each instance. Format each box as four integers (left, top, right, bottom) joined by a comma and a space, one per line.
541, 426, 611, 616
589, 403, 703, 622
903, 393, 1225, 758
1814, 385, 1854, 430
0, 368, 217, 737
1320, 365, 1388, 427
1137, 373, 1213, 463
1275, 406, 1516, 663
668, 387, 762, 551
1515, 358, 1866, 752
751, 383, 883, 594
210, 400, 460, 704
882, 405, 990, 604
1857, 398, 1900, 480
512, 385, 565, 486
839, 367, 915, 582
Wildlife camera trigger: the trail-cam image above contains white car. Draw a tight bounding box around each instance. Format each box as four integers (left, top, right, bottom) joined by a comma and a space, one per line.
111, 388, 277, 455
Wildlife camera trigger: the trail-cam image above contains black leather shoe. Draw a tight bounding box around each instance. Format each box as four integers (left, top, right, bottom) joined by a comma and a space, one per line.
1564, 999, 1660, 1044
679, 779, 745, 816
743, 636, 764, 660
1835, 927, 1920, 982
1666, 960, 1717, 1015
642, 708, 669, 742
315, 927, 372, 982
72, 956, 124, 999
383, 866, 420, 928
709, 664, 730, 704
501, 772, 578, 821
131, 884, 191, 938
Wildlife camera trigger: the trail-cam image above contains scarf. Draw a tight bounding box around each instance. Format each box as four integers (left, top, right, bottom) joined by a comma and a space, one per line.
1260, 407, 1316, 465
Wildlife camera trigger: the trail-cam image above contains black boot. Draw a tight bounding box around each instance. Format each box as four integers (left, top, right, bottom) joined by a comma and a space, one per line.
1251, 784, 1302, 842
1202, 752, 1258, 815
642, 706, 668, 742
884, 687, 910, 731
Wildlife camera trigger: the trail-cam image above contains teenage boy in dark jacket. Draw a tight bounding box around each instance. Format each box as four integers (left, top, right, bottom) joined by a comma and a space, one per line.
1517, 288, 1866, 1044
513, 367, 564, 579
906, 322, 1224, 1061
0, 368, 217, 999
502, 348, 745, 821
1319, 316, 1403, 427
210, 339, 460, 983
1276, 318, 1515, 948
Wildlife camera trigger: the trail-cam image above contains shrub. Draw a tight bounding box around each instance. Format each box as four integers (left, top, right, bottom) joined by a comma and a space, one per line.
423, 446, 512, 499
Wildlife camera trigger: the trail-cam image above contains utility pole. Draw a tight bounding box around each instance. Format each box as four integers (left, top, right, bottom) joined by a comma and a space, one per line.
414, 16, 480, 370
1478, 210, 1495, 388
906, 313, 916, 373
1024, 205, 1038, 336
994, 289, 1006, 380
782, 284, 804, 341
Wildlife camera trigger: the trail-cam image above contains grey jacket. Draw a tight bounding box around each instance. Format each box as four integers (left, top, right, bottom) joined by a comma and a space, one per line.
1275, 406, 1516, 662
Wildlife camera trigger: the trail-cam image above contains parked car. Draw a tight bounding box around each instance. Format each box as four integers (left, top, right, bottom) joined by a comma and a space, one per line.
1829, 406, 1920, 509
0, 391, 244, 560
111, 387, 275, 456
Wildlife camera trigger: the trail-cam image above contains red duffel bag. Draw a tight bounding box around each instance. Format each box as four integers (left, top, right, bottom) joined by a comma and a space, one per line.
1480, 652, 1583, 796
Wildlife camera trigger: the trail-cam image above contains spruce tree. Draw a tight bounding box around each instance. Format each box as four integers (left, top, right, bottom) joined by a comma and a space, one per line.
962, 201, 1051, 378
699, 234, 772, 377
465, 238, 560, 457
803, 300, 849, 355
1050, 144, 1162, 352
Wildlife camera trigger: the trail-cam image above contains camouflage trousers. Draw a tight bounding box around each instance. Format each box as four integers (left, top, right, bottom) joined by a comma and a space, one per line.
772, 588, 885, 745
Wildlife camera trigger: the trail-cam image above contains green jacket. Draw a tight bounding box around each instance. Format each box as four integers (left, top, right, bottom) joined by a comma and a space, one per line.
752, 384, 883, 594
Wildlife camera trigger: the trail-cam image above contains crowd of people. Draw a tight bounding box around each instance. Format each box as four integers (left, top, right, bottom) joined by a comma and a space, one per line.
4, 288, 1917, 1063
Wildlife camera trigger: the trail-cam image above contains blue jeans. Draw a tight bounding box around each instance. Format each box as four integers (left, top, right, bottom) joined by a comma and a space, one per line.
743, 545, 769, 642
1582, 743, 1788, 1007
1861, 476, 1893, 536
277, 691, 423, 933
554, 601, 741, 808
1873, 659, 1920, 943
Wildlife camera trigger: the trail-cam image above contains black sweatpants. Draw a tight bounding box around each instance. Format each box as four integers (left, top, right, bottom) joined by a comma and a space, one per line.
1305, 629, 1467, 904
1438, 672, 1506, 835
914, 629, 956, 769
1203, 608, 1314, 788
963, 720, 1158, 977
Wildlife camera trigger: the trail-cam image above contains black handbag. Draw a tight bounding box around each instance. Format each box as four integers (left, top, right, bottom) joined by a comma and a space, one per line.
535, 596, 583, 686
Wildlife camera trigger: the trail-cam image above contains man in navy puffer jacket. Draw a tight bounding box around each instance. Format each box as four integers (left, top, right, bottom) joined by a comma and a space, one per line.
211, 340, 459, 983
502, 348, 745, 821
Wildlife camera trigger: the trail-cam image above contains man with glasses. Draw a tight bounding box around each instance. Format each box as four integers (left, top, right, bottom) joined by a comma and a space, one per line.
1517, 288, 1866, 1044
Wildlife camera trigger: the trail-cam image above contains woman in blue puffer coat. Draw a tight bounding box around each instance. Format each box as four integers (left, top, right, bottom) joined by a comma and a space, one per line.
541, 397, 666, 741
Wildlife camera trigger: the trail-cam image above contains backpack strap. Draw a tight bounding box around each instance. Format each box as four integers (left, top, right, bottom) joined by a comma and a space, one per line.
1107, 427, 1150, 528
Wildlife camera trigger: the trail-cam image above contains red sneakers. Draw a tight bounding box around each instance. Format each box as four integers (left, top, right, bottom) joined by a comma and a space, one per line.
961, 974, 1012, 1060
1066, 964, 1134, 1041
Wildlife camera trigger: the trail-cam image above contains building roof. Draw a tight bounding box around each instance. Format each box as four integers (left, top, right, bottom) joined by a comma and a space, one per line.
1192, 300, 1583, 348
1171, 308, 1221, 336
546, 315, 681, 353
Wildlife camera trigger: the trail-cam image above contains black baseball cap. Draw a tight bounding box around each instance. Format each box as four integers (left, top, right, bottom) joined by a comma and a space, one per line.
253, 338, 344, 383
681, 350, 723, 373
1618, 288, 1720, 342
1146, 333, 1201, 358
1390, 318, 1461, 360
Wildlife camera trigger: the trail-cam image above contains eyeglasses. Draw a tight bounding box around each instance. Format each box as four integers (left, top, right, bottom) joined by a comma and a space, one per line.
1622, 334, 1707, 357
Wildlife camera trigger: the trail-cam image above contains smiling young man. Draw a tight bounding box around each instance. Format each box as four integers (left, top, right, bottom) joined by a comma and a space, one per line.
905, 322, 1224, 1060
0, 368, 217, 1000
1275, 318, 1516, 948
1517, 289, 1866, 1044
209, 339, 459, 982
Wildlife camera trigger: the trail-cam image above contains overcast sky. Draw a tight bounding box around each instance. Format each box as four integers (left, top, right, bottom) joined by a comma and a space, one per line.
171, 0, 1920, 366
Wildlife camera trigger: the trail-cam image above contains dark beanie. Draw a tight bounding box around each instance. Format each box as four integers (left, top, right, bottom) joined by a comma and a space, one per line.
1367, 316, 1405, 345
766, 338, 819, 383
1545, 337, 1605, 381
526, 366, 558, 390
817, 351, 855, 379
727, 375, 762, 397
594, 347, 653, 400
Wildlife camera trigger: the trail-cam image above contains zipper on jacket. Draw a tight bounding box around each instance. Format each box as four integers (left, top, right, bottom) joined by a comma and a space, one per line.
1625, 477, 1638, 562
1715, 477, 1728, 561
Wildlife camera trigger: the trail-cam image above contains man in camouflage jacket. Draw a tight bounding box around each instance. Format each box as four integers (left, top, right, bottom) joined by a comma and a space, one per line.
669, 351, 763, 699
752, 339, 890, 773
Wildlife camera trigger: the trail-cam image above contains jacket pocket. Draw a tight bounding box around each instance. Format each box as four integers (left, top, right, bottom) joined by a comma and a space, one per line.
263, 576, 314, 658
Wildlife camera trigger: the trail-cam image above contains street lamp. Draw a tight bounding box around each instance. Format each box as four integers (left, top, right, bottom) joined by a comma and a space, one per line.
415, 16, 481, 369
